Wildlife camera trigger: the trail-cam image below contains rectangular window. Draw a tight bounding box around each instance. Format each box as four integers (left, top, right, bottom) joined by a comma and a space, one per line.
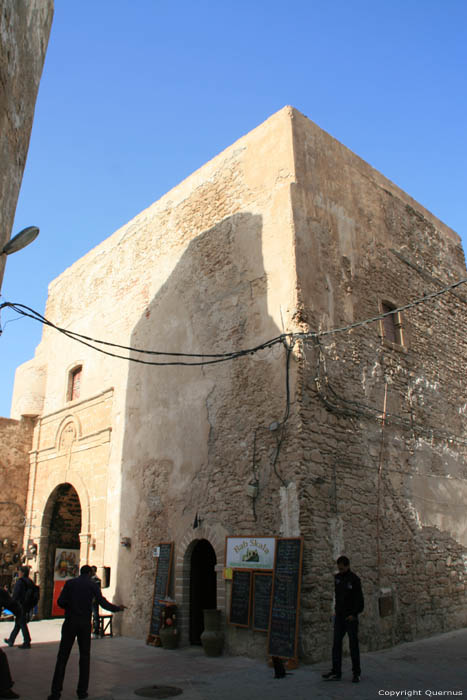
381, 303, 403, 346
69, 366, 82, 401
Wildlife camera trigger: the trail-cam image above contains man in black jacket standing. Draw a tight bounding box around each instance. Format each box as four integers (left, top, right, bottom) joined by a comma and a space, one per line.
3, 566, 33, 649
322, 555, 364, 683
47, 565, 126, 700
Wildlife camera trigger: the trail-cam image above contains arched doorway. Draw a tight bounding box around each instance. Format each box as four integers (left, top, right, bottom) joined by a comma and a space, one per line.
40, 483, 82, 617
189, 539, 217, 644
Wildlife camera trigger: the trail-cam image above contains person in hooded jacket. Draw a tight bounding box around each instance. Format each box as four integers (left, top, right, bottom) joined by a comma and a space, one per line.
322, 555, 364, 683
3, 567, 33, 649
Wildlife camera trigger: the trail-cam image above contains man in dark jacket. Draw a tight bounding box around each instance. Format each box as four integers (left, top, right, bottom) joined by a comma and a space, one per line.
322, 555, 364, 683
47, 565, 126, 700
3, 566, 33, 649
0, 589, 21, 698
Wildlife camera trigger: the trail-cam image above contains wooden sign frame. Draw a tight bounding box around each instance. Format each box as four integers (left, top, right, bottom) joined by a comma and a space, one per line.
267, 536, 304, 660
228, 568, 252, 628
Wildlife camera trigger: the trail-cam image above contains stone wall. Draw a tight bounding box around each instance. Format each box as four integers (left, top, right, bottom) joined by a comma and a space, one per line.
0, 417, 34, 582
0, 0, 53, 287
12, 108, 300, 633
290, 109, 467, 659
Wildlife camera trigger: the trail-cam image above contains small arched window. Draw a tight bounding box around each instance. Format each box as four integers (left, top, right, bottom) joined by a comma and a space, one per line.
68, 365, 82, 401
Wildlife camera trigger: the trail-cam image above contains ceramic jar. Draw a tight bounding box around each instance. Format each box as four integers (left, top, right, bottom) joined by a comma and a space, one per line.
200, 609, 224, 656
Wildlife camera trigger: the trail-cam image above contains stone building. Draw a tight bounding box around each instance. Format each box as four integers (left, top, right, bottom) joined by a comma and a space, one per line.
8, 107, 467, 659
0, 0, 54, 287
0, 0, 53, 585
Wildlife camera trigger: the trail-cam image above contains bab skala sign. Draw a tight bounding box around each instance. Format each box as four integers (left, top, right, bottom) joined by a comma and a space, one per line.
225, 536, 276, 570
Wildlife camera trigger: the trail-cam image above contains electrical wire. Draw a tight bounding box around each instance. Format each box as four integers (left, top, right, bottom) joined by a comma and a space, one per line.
1, 276, 466, 363
0, 277, 465, 445
309, 336, 467, 445
298, 276, 467, 340
0, 301, 285, 366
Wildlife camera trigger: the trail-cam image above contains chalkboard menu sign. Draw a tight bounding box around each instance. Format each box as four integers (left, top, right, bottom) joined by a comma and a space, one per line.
149, 597, 164, 638
267, 537, 303, 659
154, 542, 173, 599
147, 542, 174, 641
252, 573, 272, 632
229, 569, 252, 627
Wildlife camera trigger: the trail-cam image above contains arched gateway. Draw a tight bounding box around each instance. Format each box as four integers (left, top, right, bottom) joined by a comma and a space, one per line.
189, 539, 217, 644
39, 483, 82, 617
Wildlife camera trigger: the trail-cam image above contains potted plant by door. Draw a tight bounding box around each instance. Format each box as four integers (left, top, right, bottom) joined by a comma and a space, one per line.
159, 604, 179, 649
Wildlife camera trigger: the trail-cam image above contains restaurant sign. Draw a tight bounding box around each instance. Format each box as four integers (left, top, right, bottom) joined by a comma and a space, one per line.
225, 536, 275, 570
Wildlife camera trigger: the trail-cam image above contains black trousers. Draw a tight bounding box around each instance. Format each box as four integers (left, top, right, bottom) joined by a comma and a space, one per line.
51, 616, 92, 697
331, 614, 361, 675
0, 649, 13, 692
7, 609, 31, 645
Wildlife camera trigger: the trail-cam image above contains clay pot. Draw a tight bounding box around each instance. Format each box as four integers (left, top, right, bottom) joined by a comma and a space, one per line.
200, 609, 224, 656
159, 626, 179, 649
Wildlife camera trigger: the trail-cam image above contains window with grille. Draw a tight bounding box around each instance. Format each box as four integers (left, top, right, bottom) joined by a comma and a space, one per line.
381, 302, 403, 346
68, 366, 82, 401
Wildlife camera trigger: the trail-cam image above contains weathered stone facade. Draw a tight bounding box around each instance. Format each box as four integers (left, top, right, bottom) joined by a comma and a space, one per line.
9, 107, 466, 660
0, 417, 34, 584
290, 111, 467, 656
0, 0, 53, 587
0, 0, 53, 286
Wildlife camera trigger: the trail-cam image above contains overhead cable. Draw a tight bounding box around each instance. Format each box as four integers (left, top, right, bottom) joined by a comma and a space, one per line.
1, 277, 466, 364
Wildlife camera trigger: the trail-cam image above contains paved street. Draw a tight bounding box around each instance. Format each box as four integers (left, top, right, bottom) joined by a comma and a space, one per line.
1, 619, 466, 700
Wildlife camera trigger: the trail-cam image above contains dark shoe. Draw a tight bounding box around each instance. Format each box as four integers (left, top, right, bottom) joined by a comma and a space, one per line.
352, 675, 360, 683
0, 689, 20, 699
322, 671, 341, 680
17, 643, 31, 649
77, 693, 88, 699
3, 639, 13, 647
47, 695, 60, 700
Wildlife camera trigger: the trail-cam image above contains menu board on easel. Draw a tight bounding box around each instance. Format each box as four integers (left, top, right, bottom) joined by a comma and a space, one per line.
229, 569, 252, 627
147, 542, 174, 642
267, 537, 303, 659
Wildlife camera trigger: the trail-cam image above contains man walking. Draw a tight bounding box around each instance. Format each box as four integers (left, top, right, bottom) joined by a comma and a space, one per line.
47, 565, 126, 700
322, 555, 364, 683
4, 566, 33, 649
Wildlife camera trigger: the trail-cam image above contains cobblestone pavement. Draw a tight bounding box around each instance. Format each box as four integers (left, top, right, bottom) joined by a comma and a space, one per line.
1, 619, 466, 700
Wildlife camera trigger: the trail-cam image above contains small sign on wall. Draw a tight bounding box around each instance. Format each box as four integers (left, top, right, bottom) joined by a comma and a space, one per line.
225, 536, 275, 570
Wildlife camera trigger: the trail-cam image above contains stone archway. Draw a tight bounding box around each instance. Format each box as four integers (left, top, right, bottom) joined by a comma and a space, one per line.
189, 539, 217, 644
174, 525, 226, 646
39, 483, 82, 617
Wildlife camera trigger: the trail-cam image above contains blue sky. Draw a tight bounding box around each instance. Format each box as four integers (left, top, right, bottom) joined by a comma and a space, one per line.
1, 0, 466, 417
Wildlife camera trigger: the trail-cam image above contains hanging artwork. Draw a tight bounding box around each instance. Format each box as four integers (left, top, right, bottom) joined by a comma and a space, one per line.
52, 548, 80, 616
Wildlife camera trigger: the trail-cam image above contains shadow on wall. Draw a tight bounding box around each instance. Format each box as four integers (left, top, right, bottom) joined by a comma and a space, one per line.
117, 211, 287, 638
